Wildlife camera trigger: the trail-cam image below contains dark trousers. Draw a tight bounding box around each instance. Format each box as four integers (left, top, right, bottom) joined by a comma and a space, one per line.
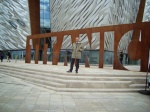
120, 58, 123, 64
70, 58, 79, 72
1, 56, 3, 62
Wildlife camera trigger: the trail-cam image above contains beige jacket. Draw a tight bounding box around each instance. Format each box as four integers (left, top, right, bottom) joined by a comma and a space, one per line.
71, 42, 84, 59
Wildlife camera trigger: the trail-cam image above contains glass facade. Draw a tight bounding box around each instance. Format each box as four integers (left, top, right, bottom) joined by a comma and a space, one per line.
40, 0, 50, 29
50, 50, 140, 65
0, 0, 140, 67
1, 49, 140, 66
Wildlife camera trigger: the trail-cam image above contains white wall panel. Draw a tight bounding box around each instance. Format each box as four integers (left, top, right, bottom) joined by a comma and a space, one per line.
50, 0, 150, 52
0, 0, 31, 50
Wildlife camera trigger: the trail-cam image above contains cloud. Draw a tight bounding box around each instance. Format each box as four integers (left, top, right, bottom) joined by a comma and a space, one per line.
40, 4, 47, 10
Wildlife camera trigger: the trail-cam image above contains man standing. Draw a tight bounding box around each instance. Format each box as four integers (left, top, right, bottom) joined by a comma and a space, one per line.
67, 37, 84, 73
0, 52, 4, 62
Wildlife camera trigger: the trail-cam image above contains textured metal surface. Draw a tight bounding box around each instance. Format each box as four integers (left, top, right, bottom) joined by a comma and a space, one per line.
0, 0, 31, 50
128, 41, 141, 61
28, 0, 40, 49
50, 0, 150, 52
43, 44, 48, 64
25, 22, 150, 72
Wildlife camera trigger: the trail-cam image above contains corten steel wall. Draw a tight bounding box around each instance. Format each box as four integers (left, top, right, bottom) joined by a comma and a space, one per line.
28, 0, 40, 49
25, 22, 150, 72
132, 0, 146, 43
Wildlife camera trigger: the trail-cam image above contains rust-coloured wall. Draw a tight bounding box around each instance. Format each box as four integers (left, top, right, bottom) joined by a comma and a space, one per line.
132, 0, 146, 41
25, 22, 150, 72
28, 0, 40, 48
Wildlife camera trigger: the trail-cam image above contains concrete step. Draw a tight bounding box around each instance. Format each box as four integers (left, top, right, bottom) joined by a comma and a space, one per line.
0, 71, 66, 88
0, 66, 146, 83
129, 84, 146, 88
0, 69, 132, 88
0, 65, 146, 92
0, 67, 145, 79
55, 88, 144, 92
0, 68, 66, 84
0, 67, 146, 89
23, 80, 144, 92
0, 68, 145, 83
65, 80, 132, 88
24, 81, 145, 92
0, 65, 147, 77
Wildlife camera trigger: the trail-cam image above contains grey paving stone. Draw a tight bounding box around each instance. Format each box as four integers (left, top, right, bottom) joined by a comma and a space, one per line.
0, 61, 150, 112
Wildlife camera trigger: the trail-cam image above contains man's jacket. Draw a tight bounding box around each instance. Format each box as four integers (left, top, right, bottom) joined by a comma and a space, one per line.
71, 42, 83, 59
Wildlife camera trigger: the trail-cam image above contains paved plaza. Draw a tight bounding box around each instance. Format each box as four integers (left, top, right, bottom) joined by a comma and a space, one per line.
0, 60, 150, 112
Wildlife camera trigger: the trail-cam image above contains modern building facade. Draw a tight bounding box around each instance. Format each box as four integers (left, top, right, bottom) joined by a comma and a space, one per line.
50, 0, 150, 51
0, 0, 31, 50
0, 0, 150, 65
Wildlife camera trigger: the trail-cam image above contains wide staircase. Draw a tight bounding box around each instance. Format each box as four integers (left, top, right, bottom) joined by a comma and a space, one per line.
0, 64, 148, 92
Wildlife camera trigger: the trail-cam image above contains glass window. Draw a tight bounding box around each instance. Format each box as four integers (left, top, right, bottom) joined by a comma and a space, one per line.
40, 0, 50, 29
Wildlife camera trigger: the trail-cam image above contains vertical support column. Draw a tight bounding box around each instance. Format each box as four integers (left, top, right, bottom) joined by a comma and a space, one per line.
52, 34, 64, 65
87, 31, 92, 48
114, 31, 119, 69
64, 51, 68, 66
99, 32, 104, 68
44, 38, 46, 45
85, 55, 90, 67
43, 44, 48, 64
141, 29, 150, 72
86, 31, 92, 67
28, 0, 40, 49
148, 36, 150, 72
113, 29, 126, 70
35, 44, 39, 64
132, 0, 146, 40
25, 37, 31, 63
52, 42, 58, 65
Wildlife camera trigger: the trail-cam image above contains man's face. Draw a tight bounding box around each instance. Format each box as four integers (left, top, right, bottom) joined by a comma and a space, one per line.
76, 37, 79, 42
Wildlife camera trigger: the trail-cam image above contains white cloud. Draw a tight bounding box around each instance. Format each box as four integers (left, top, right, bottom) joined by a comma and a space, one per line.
40, 4, 47, 10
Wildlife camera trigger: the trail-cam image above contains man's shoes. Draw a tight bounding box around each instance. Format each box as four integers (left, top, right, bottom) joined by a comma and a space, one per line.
67, 70, 72, 73
75, 70, 78, 73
